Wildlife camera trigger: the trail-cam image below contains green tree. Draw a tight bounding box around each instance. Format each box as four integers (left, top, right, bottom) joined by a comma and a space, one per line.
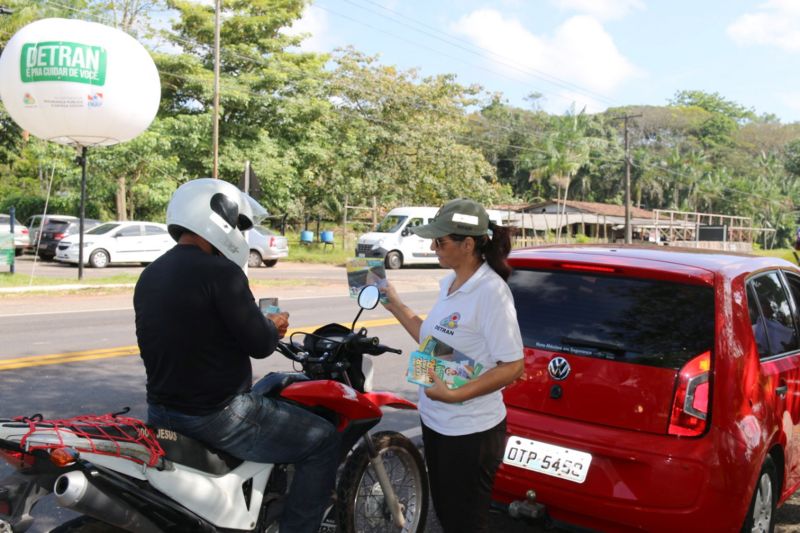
466, 94, 549, 199
90, 118, 183, 221
327, 48, 508, 211
525, 108, 603, 239
669, 90, 756, 123
158, 0, 332, 220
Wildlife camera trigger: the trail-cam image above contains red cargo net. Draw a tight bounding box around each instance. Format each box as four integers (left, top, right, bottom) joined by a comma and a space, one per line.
14, 412, 165, 467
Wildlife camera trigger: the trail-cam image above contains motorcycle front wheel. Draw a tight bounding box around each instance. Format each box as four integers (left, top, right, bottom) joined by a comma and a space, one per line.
337, 431, 428, 533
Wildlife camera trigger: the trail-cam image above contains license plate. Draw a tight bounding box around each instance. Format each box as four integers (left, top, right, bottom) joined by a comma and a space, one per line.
503, 435, 592, 484
357, 253, 365, 258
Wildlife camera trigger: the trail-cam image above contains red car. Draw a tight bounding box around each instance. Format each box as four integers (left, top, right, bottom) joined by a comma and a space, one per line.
493, 246, 800, 532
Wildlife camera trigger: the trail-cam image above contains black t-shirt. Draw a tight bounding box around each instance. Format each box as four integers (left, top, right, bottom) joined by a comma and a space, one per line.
134, 244, 279, 415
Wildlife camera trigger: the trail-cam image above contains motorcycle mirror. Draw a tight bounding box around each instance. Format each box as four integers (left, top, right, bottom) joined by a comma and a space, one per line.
357, 285, 380, 310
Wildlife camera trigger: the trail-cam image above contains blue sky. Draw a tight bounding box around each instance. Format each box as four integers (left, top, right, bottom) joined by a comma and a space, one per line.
287, 0, 800, 122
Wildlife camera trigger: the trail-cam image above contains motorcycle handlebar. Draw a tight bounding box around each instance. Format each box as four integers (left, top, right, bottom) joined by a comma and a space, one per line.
275, 341, 306, 362
276, 331, 402, 364
349, 335, 402, 356
381, 346, 403, 355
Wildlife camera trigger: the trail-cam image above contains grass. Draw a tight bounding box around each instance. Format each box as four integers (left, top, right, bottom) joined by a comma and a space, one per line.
280, 231, 354, 265
753, 248, 799, 264
0, 272, 140, 288
0, 274, 326, 299
248, 278, 330, 288
0, 273, 326, 289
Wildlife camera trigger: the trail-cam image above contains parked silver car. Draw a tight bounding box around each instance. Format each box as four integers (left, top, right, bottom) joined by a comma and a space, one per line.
0, 214, 29, 256
246, 226, 289, 268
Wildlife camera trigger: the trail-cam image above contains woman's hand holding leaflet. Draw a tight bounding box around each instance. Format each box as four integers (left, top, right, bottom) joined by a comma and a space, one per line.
424, 372, 460, 403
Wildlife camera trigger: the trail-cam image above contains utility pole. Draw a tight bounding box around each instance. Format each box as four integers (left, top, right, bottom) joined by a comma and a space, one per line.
617, 113, 641, 244
212, 0, 221, 178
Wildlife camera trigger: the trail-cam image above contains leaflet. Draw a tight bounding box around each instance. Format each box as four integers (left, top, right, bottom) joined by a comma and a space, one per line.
407, 335, 483, 389
346, 257, 388, 302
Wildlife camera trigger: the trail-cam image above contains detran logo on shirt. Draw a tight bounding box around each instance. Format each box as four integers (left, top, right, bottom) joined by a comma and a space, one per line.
435, 312, 460, 335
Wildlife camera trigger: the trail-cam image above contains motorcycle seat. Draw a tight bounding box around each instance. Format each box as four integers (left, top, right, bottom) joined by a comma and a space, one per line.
151, 427, 243, 475
76, 423, 242, 474
251, 372, 310, 397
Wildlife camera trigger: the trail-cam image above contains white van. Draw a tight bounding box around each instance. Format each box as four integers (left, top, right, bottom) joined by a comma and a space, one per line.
355, 206, 505, 269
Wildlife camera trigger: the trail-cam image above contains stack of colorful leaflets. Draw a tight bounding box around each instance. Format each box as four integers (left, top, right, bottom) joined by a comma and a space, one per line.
346, 258, 388, 303
407, 335, 483, 389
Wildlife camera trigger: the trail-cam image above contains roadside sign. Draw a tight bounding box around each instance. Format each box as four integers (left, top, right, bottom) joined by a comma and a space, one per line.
0, 232, 13, 267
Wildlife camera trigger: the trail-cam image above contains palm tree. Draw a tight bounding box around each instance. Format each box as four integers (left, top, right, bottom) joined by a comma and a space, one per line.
632, 147, 663, 209
528, 108, 597, 241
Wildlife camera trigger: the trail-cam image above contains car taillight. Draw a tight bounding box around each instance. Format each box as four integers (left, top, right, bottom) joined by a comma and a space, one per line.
54, 232, 64, 240
269, 237, 275, 247
21, 228, 28, 235
668, 351, 711, 437
0, 448, 33, 471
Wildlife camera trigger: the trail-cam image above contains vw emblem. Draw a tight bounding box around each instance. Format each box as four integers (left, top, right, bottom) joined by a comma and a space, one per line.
548, 356, 570, 381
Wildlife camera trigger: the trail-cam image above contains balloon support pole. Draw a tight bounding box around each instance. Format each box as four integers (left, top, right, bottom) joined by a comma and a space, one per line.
75, 146, 88, 281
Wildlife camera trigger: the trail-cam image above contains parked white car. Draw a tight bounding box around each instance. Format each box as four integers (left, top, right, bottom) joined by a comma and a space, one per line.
54, 221, 174, 268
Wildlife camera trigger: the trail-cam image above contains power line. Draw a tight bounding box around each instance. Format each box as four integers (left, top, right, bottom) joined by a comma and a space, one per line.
329, 0, 620, 109
315, 5, 583, 113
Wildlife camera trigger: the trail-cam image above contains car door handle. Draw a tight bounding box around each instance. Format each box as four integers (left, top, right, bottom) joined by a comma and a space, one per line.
776, 385, 788, 397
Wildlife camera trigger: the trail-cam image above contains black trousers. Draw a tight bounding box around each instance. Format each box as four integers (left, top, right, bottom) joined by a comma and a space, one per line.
421, 418, 507, 533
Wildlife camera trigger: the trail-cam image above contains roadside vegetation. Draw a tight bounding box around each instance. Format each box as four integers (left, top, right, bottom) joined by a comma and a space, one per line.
0, 272, 139, 288
0, 266, 325, 291
2, 1, 800, 248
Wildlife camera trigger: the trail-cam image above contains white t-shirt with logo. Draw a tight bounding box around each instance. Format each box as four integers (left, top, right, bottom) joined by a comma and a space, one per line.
417, 262, 524, 436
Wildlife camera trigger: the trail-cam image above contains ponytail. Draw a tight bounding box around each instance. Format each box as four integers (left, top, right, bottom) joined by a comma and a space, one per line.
476, 222, 516, 281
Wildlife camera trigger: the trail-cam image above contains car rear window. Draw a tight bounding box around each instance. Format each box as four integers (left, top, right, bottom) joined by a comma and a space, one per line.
43, 221, 70, 232
509, 269, 715, 370
253, 226, 275, 236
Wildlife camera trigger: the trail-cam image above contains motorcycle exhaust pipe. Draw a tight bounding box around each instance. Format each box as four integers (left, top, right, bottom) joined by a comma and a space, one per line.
54, 471, 160, 533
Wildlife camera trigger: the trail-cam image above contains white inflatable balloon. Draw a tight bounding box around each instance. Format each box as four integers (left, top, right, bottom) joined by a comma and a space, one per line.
0, 18, 160, 146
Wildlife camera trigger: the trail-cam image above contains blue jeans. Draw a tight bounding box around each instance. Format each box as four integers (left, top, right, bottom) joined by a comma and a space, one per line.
148, 392, 339, 533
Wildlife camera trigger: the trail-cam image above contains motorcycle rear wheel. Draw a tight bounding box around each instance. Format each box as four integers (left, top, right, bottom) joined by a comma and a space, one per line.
50, 515, 127, 532
337, 431, 428, 533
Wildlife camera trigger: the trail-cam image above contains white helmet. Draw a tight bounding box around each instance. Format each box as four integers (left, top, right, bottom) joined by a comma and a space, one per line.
166, 178, 268, 268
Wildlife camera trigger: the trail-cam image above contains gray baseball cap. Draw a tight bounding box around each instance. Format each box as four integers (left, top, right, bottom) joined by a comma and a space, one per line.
409, 198, 489, 238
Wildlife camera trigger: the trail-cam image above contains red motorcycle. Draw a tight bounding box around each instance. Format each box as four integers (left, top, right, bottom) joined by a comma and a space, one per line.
0, 285, 429, 532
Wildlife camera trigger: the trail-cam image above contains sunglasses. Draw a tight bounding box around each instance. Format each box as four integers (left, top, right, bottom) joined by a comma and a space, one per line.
434, 235, 468, 247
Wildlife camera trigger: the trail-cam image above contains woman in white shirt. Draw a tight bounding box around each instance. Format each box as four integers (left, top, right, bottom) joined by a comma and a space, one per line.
382, 198, 524, 533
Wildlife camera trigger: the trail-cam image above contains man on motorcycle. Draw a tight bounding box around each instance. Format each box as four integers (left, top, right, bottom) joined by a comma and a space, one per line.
134, 178, 339, 533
